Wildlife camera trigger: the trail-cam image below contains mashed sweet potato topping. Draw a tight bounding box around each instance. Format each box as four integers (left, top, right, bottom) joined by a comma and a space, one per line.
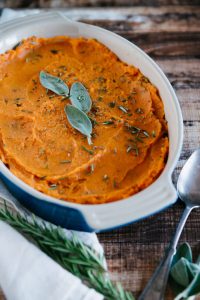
0, 36, 169, 204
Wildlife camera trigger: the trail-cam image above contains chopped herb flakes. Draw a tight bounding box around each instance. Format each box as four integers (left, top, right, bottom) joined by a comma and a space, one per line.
82, 146, 94, 155
50, 49, 59, 54
60, 160, 71, 164
113, 179, 118, 188
142, 131, 149, 137
97, 96, 103, 102
135, 136, 144, 143
126, 145, 139, 156
109, 102, 115, 108
49, 184, 57, 190
118, 105, 128, 114
127, 146, 133, 153
90, 117, 99, 126
102, 121, 114, 125
135, 108, 144, 114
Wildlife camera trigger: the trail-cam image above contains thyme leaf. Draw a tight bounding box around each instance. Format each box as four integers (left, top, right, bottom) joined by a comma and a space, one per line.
81, 146, 94, 155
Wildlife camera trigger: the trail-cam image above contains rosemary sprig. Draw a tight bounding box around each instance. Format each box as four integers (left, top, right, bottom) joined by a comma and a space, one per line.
0, 205, 134, 300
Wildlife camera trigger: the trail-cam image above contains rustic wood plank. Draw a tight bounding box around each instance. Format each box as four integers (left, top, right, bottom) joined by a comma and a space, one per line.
157, 59, 200, 90
4, 6, 200, 33
2, 0, 200, 8
74, 6, 200, 33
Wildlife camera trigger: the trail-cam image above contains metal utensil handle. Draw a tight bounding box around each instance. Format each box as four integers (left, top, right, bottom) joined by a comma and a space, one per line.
138, 205, 192, 300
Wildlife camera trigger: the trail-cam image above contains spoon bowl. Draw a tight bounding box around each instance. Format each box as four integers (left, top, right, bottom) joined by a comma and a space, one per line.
178, 148, 200, 207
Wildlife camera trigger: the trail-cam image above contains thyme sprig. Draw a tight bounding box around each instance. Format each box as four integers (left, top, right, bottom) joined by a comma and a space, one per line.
0, 205, 134, 300
125, 124, 150, 156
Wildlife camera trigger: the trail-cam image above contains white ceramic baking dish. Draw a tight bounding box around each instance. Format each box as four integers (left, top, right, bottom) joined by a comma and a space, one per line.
0, 11, 183, 232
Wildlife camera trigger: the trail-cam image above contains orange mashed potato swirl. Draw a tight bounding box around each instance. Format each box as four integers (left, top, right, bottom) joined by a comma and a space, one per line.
0, 36, 169, 204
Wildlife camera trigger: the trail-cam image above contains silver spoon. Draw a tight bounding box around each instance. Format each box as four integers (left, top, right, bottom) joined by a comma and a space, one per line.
138, 149, 200, 300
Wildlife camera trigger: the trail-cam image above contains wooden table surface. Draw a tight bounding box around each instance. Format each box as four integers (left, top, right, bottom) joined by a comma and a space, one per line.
0, 1, 200, 299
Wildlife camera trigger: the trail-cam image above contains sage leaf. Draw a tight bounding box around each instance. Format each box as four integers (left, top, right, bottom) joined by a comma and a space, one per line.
40, 71, 69, 96
175, 272, 200, 300
70, 82, 92, 113
172, 243, 193, 268
169, 277, 184, 298
187, 262, 200, 278
171, 258, 192, 287
65, 105, 92, 145
196, 255, 200, 265
170, 243, 200, 300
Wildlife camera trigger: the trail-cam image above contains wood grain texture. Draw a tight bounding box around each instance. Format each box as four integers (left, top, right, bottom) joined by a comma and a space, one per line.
0, 4, 200, 300
1, 0, 200, 8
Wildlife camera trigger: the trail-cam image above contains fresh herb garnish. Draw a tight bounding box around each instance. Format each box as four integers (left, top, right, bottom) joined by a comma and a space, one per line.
39, 71, 93, 145
125, 124, 150, 156
141, 131, 149, 138
126, 145, 133, 153
135, 136, 144, 143
135, 108, 144, 114
81, 146, 94, 155
118, 105, 128, 114
97, 96, 103, 102
70, 82, 92, 113
102, 120, 114, 125
126, 145, 139, 156
109, 102, 115, 108
60, 160, 71, 164
125, 124, 149, 138
65, 105, 92, 145
113, 179, 118, 188
40, 71, 69, 96
89, 117, 99, 127
50, 49, 59, 54
49, 184, 57, 190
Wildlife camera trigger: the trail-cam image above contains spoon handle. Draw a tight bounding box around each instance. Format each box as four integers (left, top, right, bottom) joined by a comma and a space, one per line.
138, 205, 192, 300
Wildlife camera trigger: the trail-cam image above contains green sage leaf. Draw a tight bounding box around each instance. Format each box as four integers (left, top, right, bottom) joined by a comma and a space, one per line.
40, 71, 69, 96
171, 258, 191, 287
172, 243, 193, 268
175, 272, 200, 300
65, 105, 92, 144
186, 262, 200, 278
196, 255, 200, 265
70, 82, 92, 113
